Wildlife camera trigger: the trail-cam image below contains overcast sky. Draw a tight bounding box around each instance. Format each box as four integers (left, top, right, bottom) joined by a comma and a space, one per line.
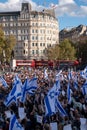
0, 0, 87, 30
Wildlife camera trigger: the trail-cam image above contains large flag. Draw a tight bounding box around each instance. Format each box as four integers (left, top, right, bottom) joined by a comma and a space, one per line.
44, 82, 58, 116
9, 114, 24, 130
55, 80, 61, 96
55, 99, 67, 116
0, 76, 8, 88
21, 77, 38, 103
55, 70, 62, 81
80, 66, 87, 79
67, 82, 71, 104
44, 69, 48, 80
68, 71, 72, 80
82, 80, 87, 95
4, 75, 22, 106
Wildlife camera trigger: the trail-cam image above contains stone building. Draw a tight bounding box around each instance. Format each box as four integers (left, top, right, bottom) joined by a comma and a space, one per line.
0, 3, 59, 60
59, 24, 87, 43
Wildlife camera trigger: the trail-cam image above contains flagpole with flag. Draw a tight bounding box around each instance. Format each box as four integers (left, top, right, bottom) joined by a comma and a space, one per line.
9, 114, 24, 130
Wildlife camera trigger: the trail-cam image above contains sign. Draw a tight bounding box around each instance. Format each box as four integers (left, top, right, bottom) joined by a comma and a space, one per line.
18, 107, 26, 120
50, 122, 58, 130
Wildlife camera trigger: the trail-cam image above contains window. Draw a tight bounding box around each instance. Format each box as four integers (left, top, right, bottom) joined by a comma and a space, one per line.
40, 43, 42, 46
32, 29, 34, 33
36, 29, 38, 33
32, 36, 34, 40
32, 50, 34, 54
32, 43, 34, 46
36, 50, 38, 54
36, 36, 38, 40
36, 43, 38, 46
36, 23, 38, 26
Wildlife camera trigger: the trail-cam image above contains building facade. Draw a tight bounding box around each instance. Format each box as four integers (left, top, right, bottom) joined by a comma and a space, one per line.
59, 24, 87, 43
0, 3, 59, 60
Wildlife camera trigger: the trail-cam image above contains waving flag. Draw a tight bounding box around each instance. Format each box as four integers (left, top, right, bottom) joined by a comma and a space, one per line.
0, 76, 8, 87
44, 82, 58, 116
82, 80, 87, 95
80, 66, 87, 79
44, 69, 48, 80
67, 82, 71, 104
4, 75, 22, 106
55, 99, 67, 116
55, 70, 62, 81
68, 71, 72, 80
9, 114, 24, 130
21, 77, 38, 103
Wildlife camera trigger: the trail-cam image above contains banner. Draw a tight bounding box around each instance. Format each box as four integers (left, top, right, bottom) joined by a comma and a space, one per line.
50, 122, 58, 130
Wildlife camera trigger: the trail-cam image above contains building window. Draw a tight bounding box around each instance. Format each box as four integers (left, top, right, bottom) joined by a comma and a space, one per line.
36, 23, 38, 26
32, 36, 34, 40
32, 50, 34, 54
36, 50, 38, 54
40, 43, 42, 46
43, 43, 45, 46
36, 43, 38, 46
32, 43, 34, 46
36, 29, 38, 33
36, 36, 38, 40
32, 29, 34, 33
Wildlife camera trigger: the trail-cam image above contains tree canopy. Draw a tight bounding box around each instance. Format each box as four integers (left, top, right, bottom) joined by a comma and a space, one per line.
45, 39, 76, 60
0, 26, 16, 64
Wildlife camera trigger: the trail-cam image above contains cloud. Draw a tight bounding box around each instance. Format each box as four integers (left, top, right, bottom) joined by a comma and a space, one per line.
55, 0, 87, 17
0, 0, 37, 11
79, 0, 87, 4
58, 0, 75, 5
0, 0, 87, 18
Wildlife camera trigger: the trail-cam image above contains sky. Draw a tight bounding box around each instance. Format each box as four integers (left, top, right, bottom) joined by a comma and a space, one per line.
0, 0, 87, 30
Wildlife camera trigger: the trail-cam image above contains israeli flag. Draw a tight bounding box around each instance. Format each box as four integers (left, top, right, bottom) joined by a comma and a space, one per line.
67, 82, 71, 104
21, 77, 38, 103
9, 114, 24, 130
73, 79, 78, 90
44, 83, 57, 116
4, 75, 22, 106
55, 98, 67, 116
68, 71, 72, 80
55, 80, 61, 96
55, 70, 62, 81
44, 69, 48, 80
80, 66, 87, 79
0, 76, 8, 87
26, 77, 38, 94
82, 80, 87, 95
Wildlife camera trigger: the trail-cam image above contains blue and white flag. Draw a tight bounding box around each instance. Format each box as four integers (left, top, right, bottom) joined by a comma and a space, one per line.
9, 114, 24, 130
67, 82, 71, 104
55, 70, 62, 81
80, 66, 87, 79
55, 80, 61, 96
68, 71, 72, 80
55, 98, 67, 116
82, 80, 87, 95
26, 77, 38, 94
4, 75, 22, 106
44, 69, 48, 80
73, 79, 78, 90
0, 76, 8, 87
21, 77, 38, 103
44, 83, 57, 116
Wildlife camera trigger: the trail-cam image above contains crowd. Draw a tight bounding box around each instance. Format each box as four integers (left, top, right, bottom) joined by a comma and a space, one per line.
0, 66, 87, 130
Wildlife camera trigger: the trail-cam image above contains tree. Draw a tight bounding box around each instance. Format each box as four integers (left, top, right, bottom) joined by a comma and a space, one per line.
0, 26, 6, 63
0, 26, 16, 63
45, 44, 60, 60
59, 39, 76, 60
4, 35, 16, 63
